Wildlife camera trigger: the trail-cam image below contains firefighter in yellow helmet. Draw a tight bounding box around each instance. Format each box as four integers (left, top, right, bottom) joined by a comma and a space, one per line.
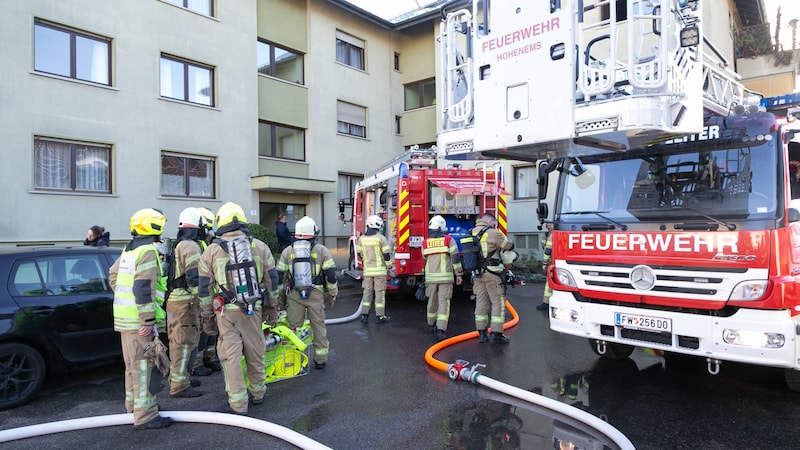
470, 213, 514, 344
187, 206, 221, 375
422, 215, 464, 341
276, 216, 338, 369
108, 208, 173, 430
358, 215, 393, 324
166, 207, 205, 398
198, 202, 279, 414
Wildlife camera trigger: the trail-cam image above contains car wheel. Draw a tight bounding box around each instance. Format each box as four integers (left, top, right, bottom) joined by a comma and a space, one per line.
0, 343, 46, 410
588, 339, 634, 360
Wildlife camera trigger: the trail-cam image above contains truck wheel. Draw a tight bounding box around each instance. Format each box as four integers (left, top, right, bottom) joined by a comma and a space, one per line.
0, 343, 46, 410
588, 339, 634, 360
784, 369, 800, 392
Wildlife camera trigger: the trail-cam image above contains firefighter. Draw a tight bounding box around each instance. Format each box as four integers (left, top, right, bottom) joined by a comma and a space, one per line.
358, 215, 393, 324
276, 216, 338, 369
422, 215, 463, 341
187, 207, 219, 375
470, 213, 514, 344
198, 202, 279, 415
108, 208, 173, 430
537, 222, 553, 311
167, 207, 205, 398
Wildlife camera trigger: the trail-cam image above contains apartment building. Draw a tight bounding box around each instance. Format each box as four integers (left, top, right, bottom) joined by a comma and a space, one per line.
2, 0, 791, 257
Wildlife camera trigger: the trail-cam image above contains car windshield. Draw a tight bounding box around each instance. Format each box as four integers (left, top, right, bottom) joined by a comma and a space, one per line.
557, 115, 781, 226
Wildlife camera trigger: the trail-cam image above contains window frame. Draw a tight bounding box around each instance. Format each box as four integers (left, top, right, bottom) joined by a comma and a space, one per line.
404, 78, 436, 111
33, 136, 112, 194
160, 152, 216, 199
514, 165, 537, 199
258, 120, 306, 161
335, 30, 365, 71
338, 173, 363, 204
337, 101, 367, 139
162, 0, 214, 17
159, 54, 215, 107
33, 19, 112, 86
257, 40, 305, 85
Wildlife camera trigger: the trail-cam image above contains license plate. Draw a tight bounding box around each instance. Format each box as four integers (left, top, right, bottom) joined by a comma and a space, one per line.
615, 312, 672, 333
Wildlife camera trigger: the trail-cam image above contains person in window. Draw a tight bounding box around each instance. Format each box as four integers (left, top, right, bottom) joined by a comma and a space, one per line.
84, 225, 110, 247
276, 214, 292, 252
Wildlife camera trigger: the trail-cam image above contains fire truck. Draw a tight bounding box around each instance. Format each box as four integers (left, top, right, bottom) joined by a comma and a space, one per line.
436, 0, 800, 390
340, 146, 507, 292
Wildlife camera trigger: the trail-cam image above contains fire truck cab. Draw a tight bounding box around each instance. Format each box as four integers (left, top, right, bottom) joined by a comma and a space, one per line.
435, 0, 800, 390
341, 146, 507, 292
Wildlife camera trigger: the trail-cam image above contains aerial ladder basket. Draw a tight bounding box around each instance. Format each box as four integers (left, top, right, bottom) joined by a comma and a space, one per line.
440, 9, 474, 128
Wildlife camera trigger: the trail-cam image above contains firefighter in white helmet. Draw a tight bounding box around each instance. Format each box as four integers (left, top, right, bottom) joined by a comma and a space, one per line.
358, 215, 393, 324
165, 207, 206, 398
108, 208, 173, 430
198, 202, 279, 414
276, 216, 338, 369
187, 206, 221, 376
422, 215, 464, 341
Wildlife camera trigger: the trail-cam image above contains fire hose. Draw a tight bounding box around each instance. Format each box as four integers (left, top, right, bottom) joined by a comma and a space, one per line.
424, 300, 635, 450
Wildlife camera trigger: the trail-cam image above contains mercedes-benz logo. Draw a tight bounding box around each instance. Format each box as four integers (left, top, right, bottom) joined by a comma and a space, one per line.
629, 265, 656, 291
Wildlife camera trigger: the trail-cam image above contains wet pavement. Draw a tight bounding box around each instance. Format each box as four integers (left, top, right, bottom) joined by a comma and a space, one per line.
1, 275, 799, 449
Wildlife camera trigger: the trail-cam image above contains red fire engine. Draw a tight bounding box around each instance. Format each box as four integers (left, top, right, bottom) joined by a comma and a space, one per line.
436, 0, 800, 389
340, 146, 507, 292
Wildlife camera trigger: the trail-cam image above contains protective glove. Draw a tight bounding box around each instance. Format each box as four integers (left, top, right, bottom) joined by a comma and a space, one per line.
325, 289, 338, 310
201, 314, 218, 336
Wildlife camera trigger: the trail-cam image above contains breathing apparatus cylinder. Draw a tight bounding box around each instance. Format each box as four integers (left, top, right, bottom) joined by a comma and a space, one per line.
228, 238, 260, 315
292, 240, 313, 299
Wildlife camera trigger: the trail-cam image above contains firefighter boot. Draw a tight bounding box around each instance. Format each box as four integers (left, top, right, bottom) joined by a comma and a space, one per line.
490, 332, 510, 344
361, 314, 369, 324
376, 315, 392, 324
478, 329, 490, 343
435, 329, 447, 342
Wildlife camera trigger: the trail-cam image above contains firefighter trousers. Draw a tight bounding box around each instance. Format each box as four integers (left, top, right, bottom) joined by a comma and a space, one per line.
287, 288, 328, 364
473, 271, 506, 333
361, 275, 387, 316
426, 282, 453, 331
167, 297, 200, 395
120, 331, 159, 426
217, 307, 266, 413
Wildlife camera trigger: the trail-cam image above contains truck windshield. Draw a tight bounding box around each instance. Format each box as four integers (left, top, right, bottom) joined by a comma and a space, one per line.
558, 117, 780, 226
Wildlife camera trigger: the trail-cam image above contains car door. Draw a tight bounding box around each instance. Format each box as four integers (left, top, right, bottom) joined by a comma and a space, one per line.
9, 253, 120, 363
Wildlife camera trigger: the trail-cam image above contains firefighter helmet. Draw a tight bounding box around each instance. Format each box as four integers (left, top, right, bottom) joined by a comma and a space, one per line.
130, 208, 166, 236
366, 215, 383, 230
197, 207, 215, 229
428, 215, 446, 232
216, 202, 247, 229
294, 216, 318, 239
501, 250, 519, 266
178, 207, 202, 228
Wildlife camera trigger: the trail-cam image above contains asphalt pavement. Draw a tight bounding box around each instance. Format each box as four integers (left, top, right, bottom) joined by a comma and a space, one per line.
1, 272, 800, 449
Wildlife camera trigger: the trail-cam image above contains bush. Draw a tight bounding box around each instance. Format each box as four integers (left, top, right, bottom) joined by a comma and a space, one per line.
512, 252, 547, 282
248, 223, 279, 256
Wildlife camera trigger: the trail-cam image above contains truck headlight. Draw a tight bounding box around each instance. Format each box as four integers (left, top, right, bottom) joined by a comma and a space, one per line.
728, 280, 767, 301
722, 329, 785, 348
555, 268, 576, 287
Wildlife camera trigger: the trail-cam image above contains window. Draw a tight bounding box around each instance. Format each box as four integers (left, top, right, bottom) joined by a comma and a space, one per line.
337, 101, 367, 138
159, 55, 214, 106
338, 173, 363, 203
601, 0, 628, 21
514, 166, 537, 199
161, 153, 215, 198
404, 78, 436, 110
395, 116, 401, 135
394, 52, 400, 71
34, 19, 111, 85
34, 137, 111, 193
257, 40, 304, 84
335, 30, 365, 70
12, 255, 111, 296
162, 0, 213, 16
259, 121, 305, 161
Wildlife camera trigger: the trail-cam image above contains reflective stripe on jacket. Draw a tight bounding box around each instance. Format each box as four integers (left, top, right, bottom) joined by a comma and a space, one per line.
422, 235, 463, 283
358, 234, 391, 277
112, 244, 160, 331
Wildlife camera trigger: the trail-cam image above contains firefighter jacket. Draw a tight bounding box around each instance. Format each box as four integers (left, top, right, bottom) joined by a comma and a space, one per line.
422, 232, 463, 283
170, 239, 202, 302
109, 238, 161, 332
542, 232, 552, 267
197, 230, 278, 315
471, 218, 514, 274
358, 232, 392, 277
276, 242, 339, 296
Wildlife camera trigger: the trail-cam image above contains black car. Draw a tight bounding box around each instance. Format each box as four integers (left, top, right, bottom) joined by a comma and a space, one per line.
0, 246, 122, 409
